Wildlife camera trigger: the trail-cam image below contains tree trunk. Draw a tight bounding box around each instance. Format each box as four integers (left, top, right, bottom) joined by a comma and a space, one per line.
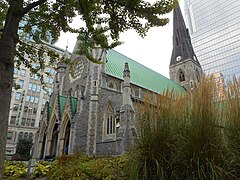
0, 0, 23, 178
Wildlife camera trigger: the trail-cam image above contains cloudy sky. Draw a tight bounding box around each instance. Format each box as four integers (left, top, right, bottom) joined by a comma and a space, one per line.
55, 1, 184, 78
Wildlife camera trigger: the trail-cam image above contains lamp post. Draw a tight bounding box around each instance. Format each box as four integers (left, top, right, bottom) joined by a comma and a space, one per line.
26, 144, 36, 180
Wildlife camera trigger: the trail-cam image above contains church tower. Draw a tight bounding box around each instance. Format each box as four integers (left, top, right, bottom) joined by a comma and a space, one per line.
169, 4, 202, 91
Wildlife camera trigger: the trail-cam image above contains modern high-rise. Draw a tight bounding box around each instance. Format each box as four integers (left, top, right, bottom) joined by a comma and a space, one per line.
6, 44, 69, 157
183, 0, 240, 82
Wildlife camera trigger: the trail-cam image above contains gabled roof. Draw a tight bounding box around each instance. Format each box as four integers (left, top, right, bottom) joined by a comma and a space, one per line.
49, 96, 78, 119
71, 97, 78, 114
59, 96, 67, 117
105, 49, 185, 94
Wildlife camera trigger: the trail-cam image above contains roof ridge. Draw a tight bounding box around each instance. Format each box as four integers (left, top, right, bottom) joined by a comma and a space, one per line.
110, 49, 182, 87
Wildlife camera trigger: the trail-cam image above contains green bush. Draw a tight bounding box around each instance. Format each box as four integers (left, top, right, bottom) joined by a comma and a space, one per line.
32, 160, 52, 179
4, 160, 52, 179
12, 138, 33, 161
49, 154, 127, 180
4, 155, 125, 179
4, 161, 28, 179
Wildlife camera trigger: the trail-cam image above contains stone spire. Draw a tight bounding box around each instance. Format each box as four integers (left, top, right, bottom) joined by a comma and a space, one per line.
117, 62, 135, 155
169, 4, 202, 91
54, 45, 68, 94
122, 63, 132, 106
170, 4, 200, 66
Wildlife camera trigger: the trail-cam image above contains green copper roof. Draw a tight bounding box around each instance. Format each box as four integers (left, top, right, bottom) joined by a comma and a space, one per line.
105, 49, 185, 94
71, 97, 78, 114
59, 96, 67, 117
49, 96, 78, 119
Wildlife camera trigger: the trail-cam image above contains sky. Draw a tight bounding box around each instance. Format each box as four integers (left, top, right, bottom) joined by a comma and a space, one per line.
55, 1, 184, 78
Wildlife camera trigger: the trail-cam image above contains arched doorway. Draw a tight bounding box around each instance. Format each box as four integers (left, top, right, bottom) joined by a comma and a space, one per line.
63, 120, 70, 155
50, 123, 58, 158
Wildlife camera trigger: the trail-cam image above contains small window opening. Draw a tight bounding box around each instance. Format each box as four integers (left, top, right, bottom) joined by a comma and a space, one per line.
179, 70, 185, 82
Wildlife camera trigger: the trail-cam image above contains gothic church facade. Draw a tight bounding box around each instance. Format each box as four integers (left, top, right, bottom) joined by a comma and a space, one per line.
35, 5, 202, 159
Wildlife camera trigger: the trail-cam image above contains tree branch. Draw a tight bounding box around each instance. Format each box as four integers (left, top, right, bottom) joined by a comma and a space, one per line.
22, 0, 47, 15
18, 20, 49, 29
3, 0, 10, 4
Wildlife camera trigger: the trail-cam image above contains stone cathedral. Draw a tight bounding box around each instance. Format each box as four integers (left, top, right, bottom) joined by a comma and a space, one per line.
35, 5, 202, 159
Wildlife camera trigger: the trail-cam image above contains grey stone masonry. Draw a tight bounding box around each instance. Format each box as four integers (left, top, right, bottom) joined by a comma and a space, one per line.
170, 58, 202, 90
116, 62, 136, 155
95, 88, 122, 155
72, 77, 91, 153
123, 63, 132, 106
169, 4, 202, 91
116, 104, 135, 155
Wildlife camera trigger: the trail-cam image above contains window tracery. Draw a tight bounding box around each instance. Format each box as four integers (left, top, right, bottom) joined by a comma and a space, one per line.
104, 104, 116, 139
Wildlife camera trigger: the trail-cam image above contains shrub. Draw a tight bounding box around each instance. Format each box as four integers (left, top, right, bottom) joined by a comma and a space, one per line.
32, 160, 52, 179
12, 138, 33, 161
4, 161, 28, 178
49, 154, 127, 179
4, 160, 52, 179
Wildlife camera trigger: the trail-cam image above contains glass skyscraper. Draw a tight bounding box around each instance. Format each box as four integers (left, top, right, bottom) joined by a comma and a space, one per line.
183, 0, 240, 82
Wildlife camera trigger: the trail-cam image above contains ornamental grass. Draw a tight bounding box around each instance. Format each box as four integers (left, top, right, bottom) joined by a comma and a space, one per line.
127, 76, 240, 180
224, 78, 240, 178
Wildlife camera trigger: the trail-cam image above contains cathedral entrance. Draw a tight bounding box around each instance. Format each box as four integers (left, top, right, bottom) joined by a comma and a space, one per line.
50, 124, 58, 158
63, 120, 70, 155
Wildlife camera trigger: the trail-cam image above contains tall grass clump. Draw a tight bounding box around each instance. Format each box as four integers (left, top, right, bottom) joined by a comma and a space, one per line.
127, 91, 182, 180
224, 78, 240, 178
127, 76, 234, 180
174, 76, 228, 179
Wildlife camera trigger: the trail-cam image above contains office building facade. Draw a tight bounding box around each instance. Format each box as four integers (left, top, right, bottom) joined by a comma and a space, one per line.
183, 0, 240, 82
6, 45, 68, 157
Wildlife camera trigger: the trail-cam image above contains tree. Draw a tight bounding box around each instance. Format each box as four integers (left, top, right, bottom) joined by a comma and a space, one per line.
0, 0, 177, 178
12, 138, 33, 161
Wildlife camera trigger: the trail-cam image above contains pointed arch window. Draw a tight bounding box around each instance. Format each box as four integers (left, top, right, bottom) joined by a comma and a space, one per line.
104, 104, 116, 139
179, 70, 185, 82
